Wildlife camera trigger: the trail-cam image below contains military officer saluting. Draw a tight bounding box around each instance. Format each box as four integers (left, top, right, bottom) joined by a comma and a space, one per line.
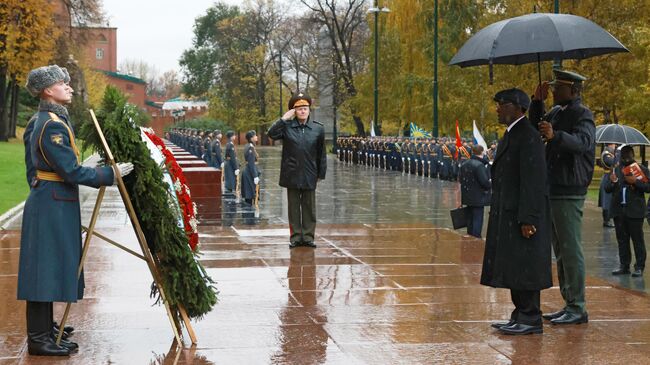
18, 65, 133, 356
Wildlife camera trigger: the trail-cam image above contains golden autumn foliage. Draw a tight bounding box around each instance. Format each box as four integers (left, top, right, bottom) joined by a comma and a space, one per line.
349, 0, 650, 140
0, 0, 58, 82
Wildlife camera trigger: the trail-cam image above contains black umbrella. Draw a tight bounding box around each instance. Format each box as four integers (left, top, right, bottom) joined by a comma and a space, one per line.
449, 13, 629, 83
596, 124, 650, 146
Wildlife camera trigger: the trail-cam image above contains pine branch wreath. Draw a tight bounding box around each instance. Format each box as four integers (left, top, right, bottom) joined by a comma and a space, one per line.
79, 86, 217, 319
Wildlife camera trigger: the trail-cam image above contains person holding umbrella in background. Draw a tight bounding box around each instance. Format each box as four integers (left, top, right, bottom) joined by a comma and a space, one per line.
529, 69, 596, 326
605, 145, 650, 277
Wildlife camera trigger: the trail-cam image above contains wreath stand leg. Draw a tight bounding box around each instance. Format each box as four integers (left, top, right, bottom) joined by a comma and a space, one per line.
56, 110, 198, 347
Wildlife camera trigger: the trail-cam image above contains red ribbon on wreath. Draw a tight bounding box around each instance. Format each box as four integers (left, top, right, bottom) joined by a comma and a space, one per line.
143, 130, 199, 251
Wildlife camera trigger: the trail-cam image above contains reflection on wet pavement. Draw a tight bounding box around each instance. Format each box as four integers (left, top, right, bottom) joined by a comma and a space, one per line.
2, 147, 650, 364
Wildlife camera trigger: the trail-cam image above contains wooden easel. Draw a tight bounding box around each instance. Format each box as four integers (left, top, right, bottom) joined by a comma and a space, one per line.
56, 110, 197, 347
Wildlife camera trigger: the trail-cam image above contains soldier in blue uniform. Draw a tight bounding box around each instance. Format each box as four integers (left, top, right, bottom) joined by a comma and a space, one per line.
19, 65, 133, 356
241, 130, 260, 205
224, 131, 239, 194
210, 129, 223, 169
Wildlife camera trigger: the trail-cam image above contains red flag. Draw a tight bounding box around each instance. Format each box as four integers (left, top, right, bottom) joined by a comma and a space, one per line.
455, 120, 462, 159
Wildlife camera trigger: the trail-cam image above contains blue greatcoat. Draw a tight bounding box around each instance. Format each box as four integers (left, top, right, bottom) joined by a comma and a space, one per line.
241, 143, 260, 200
224, 141, 239, 191
18, 108, 114, 302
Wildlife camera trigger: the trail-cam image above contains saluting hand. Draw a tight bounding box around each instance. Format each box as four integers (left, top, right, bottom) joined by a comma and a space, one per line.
281, 109, 295, 121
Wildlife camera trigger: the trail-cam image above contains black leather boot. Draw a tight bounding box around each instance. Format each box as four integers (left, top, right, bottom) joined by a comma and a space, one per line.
49, 333, 79, 352
54, 321, 74, 335
26, 302, 69, 356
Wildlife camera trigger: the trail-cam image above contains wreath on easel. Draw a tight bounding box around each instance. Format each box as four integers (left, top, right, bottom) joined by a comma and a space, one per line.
79, 86, 217, 319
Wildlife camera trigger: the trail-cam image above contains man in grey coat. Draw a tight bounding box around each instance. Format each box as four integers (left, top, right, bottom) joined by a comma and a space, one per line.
267, 93, 326, 248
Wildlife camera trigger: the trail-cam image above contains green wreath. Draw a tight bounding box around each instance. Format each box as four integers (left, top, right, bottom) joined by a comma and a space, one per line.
79, 86, 217, 319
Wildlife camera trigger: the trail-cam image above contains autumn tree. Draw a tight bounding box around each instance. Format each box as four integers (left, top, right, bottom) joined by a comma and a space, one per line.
0, 0, 59, 141
300, 0, 370, 136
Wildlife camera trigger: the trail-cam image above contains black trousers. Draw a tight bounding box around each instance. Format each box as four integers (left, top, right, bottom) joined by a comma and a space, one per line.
510, 290, 541, 326
614, 216, 646, 270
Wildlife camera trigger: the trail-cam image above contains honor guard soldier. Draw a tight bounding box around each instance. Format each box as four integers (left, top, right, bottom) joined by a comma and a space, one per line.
19, 65, 133, 356
241, 130, 261, 205
211, 130, 224, 169
224, 131, 240, 194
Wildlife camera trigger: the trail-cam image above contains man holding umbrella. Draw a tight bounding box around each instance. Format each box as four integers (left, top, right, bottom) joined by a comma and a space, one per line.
530, 69, 596, 325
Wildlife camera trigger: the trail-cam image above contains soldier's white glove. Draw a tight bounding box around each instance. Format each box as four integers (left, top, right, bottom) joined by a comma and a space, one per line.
235, 169, 240, 176
220, 162, 225, 169
114, 162, 134, 184
254, 177, 260, 185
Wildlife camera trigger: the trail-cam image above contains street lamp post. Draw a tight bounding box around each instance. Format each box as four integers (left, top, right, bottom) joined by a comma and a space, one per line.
279, 51, 283, 117
368, 2, 390, 136
432, 0, 439, 137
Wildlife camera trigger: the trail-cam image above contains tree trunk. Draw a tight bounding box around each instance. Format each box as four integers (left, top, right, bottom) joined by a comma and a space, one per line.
352, 115, 365, 137
9, 78, 19, 138
0, 69, 9, 142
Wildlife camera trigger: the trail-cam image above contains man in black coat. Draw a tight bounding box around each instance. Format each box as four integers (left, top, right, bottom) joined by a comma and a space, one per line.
605, 145, 650, 277
459, 145, 491, 238
530, 69, 595, 325
482, 88, 552, 336
267, 93, 326, 248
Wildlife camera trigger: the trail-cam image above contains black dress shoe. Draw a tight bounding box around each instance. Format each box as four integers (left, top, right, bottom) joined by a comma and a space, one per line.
612, 268, 631, 275
289, 242, 301, 249
490, 319, 515, 330
27, 332, 70, 356
498, 323, 543, 335
550, 312, 588, 325
542, 310, 565, 321
603, 221, 615, 228
632, 269, 644, 277
301, 241, 317, 248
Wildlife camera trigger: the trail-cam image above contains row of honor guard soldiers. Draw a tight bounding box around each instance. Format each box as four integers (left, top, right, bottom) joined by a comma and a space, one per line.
168, 128, 225, 169
168, 128, 260, 203
336, 136, 498, 181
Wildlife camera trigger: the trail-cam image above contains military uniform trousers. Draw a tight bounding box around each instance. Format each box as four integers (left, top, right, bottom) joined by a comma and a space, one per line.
287, 188, 317, 244
550, 196, 587, 314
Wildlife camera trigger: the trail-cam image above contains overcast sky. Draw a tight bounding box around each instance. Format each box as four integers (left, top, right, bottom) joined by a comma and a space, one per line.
102, 0, 243, 74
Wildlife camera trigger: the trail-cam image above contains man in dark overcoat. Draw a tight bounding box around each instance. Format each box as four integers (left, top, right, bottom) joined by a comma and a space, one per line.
481, 88, 552, 335
267, 93, 326, 248
459, 144, 491, 238
19, 65, 133, 355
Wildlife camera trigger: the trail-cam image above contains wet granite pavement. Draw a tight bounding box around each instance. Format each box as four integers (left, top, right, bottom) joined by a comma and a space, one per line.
2, 146, 650, 364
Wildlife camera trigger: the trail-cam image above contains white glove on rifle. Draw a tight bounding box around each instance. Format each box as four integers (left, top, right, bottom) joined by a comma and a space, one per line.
235, 169, 240, 176
254, 177, 260, 185
114, 162, 134, 184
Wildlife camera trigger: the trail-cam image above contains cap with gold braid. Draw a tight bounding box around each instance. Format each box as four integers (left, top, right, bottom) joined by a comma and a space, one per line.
288, 92, 312, 109
549, 69, 587, 86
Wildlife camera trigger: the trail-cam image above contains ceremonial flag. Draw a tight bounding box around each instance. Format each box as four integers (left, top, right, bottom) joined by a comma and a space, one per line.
370, 120, 376, 137
472, 120, 488, 150
455, 120, 462, 159
410, 122, 432, 138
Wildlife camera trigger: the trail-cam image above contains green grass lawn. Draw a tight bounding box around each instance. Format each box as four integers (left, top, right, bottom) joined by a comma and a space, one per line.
0, 139, 29, 215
